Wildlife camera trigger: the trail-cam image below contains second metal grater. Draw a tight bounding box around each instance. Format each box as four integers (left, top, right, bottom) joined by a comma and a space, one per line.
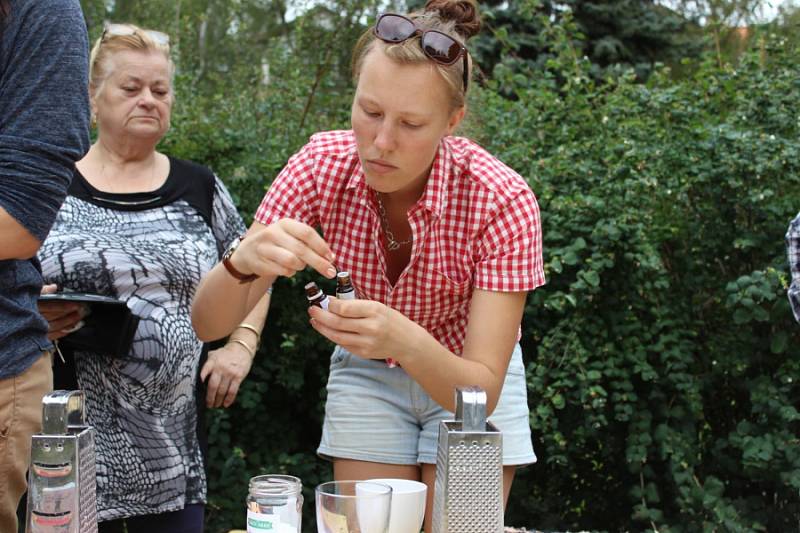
431, 386, 504, 533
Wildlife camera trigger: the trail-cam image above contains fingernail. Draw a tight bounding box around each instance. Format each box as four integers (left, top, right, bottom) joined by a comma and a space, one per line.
63, 320, 84, 334
326, 267, 336, 278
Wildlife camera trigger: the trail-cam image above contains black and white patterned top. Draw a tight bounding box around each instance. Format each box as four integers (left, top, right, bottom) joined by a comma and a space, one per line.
39, 157, 245, 521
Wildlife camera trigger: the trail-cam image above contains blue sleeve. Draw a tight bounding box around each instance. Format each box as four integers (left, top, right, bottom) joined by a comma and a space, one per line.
0, 0, 91, 242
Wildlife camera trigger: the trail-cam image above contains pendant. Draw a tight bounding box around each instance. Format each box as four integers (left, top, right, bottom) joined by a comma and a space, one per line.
387, 240, 400, 251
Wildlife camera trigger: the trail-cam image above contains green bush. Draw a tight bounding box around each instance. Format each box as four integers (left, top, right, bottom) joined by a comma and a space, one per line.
472, 27, 800, 530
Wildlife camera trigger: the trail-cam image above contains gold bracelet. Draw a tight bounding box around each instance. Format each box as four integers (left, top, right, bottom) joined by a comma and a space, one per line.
229, 338, 256, 358
236, 323, 261, 341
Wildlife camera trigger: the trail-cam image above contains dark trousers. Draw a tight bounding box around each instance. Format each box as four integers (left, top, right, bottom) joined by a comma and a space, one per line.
98, 503, 205, 533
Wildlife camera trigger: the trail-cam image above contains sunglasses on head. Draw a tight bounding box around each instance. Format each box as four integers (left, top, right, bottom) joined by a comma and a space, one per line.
102, 23, 170, 47
373, 13, 469, 92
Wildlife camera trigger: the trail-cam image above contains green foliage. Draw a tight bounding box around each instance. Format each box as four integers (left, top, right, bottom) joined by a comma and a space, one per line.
441, 0, 705, 89
473, 29, 800, 531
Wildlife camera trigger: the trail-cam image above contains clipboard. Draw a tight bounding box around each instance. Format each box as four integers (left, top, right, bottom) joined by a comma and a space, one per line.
39, 292, 140, 358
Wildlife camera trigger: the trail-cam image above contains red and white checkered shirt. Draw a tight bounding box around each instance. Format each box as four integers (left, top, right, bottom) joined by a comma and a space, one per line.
255, 130, 545, 355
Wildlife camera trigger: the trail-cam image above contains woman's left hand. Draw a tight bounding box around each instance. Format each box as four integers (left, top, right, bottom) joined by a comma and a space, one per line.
308, 297, 412, 361
38, 284, 87, 340
200, 342, 254, 408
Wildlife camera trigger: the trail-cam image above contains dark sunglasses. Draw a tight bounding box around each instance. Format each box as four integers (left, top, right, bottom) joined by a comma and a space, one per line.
373, 13, 469, 92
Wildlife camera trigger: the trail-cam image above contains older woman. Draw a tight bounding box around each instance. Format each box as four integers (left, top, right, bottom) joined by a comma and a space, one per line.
37, 24, 269, 533
193, 1, 544, 531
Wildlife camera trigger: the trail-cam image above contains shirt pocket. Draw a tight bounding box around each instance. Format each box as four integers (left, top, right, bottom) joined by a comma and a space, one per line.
431, 268, 471, 295
407, 265, 472, 323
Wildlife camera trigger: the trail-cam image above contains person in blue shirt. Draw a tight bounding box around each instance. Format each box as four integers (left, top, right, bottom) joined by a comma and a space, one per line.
0, 1, 90, 530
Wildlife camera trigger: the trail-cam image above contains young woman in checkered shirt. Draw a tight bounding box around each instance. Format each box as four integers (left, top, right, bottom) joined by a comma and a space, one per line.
193, 0, 545, 528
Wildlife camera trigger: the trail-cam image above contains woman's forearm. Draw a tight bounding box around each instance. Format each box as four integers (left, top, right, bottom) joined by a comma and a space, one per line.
395, 323, 507, 414
192, 263, 273, 341
392, 290, 526, 414
194, 218, 335, 340
228, 291, 271, 348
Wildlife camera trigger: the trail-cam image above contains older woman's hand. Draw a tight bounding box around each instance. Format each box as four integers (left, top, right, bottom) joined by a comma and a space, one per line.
200, 341, 254, 408
38, 284, 88, 340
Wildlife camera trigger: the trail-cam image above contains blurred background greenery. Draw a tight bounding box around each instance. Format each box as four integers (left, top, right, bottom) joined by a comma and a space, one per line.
77, 0, 800, 531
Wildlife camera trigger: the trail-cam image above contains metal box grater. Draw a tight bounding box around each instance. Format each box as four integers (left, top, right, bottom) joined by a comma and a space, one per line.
432, 386, 503, 533
25, 390, 97, 533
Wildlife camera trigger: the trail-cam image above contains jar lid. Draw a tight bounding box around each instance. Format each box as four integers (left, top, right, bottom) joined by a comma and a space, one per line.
249, 474, 302, 496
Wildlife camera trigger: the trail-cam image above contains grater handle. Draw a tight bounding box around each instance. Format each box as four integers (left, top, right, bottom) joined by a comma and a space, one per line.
41, 390, 86, 434
455, 386, 487, 432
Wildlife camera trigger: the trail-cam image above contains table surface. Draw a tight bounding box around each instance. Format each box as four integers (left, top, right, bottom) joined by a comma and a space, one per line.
228, 527, 542, 533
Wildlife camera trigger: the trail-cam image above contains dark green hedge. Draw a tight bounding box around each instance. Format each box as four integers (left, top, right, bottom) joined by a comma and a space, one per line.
475, 30, 800, 531
158, 21, 800, 533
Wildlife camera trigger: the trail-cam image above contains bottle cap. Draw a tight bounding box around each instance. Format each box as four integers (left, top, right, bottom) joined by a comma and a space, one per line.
305, 282, 322, 299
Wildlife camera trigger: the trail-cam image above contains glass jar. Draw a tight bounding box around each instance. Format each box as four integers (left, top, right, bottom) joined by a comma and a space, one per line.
246, 474, 303, 533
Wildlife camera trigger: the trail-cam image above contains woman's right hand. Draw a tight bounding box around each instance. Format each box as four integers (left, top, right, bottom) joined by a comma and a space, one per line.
231, 219, 337, 280
38, 284, 87, 340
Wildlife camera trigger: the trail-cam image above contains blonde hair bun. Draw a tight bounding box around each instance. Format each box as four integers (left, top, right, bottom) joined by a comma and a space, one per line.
424, 0, 482, 39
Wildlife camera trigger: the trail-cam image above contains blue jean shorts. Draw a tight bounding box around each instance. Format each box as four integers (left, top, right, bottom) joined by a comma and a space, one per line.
317, 344, 537, 466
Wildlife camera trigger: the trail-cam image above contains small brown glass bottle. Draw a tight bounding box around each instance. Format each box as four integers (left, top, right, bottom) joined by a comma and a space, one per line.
335, 272, 356, 300
305, 282, 330, 310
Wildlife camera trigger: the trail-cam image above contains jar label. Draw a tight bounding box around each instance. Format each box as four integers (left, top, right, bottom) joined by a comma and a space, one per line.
247, 510, 295, 532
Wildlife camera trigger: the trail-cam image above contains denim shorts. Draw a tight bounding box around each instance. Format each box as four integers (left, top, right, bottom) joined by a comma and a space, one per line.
317, 344, 537, 466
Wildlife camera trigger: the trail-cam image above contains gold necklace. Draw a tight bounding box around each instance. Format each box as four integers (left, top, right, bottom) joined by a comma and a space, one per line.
375, 192, 413, 251
98, 152, 159, 193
